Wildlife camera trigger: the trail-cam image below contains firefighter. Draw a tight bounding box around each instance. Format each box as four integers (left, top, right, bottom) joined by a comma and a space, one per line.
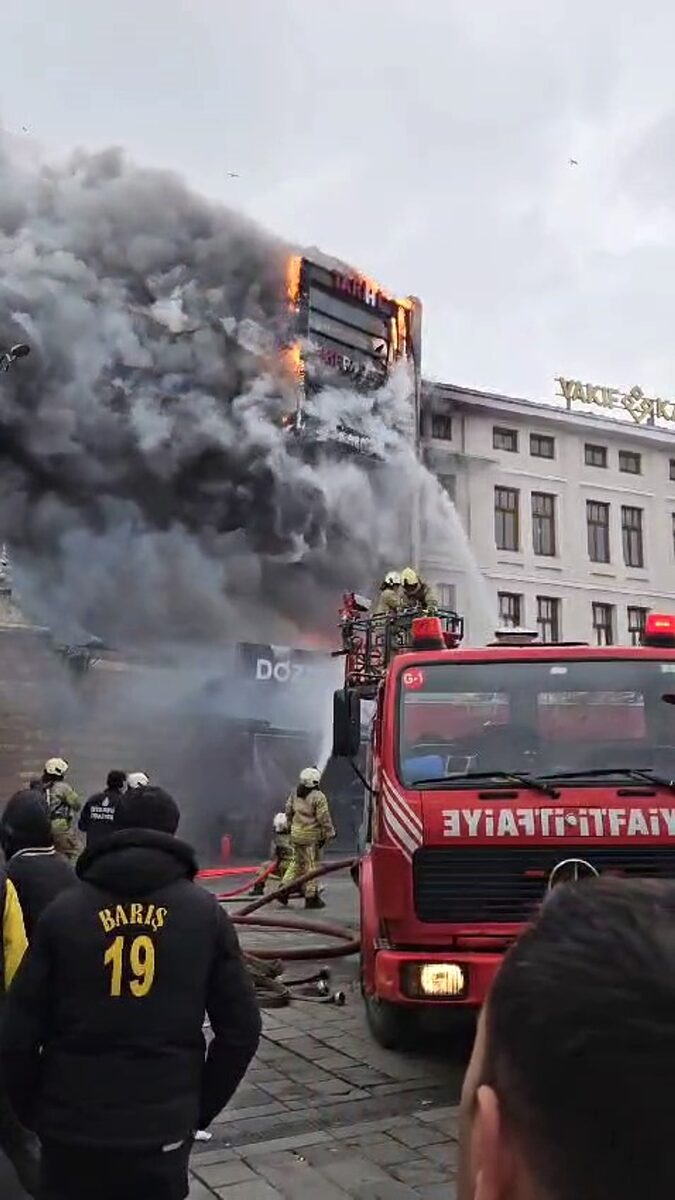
250, 812, 294, 897
126, 771, 150, 789
372, 571, 404, 616
41, 758, 81, 862
283, 767, 335, 910
400, 567, 438, 613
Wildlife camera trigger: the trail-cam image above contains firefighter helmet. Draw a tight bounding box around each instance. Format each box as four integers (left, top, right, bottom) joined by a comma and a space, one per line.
127, 771, 149, 789
273, 812, 288, 833
401, 567, 419, 588
383, 571, 402, 587
44, 757, 68, 778
299, 767, 321, 789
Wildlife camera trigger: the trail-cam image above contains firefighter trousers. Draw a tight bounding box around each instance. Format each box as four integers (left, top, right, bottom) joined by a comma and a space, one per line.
283, 842, 319, 899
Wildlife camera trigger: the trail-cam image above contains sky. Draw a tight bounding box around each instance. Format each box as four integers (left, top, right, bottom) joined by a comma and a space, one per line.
2, 0, 675, 401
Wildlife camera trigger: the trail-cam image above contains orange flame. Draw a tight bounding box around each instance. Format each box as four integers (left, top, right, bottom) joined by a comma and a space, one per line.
286, 255, 302, 309
280, 341, 303, 380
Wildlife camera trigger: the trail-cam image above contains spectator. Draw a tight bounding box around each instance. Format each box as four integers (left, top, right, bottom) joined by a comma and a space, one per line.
0, 790, 76, 939
78, 770, 127, 849
0, 846, 38, 1197
457, 877, 675, 1200
1, 785, 261, 1200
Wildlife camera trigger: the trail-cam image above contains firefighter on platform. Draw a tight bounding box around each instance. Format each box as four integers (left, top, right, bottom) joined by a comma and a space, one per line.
400, 567, 438, 614
372, 571, 404, 616
283, 768, 335, 910
41, 758, 81, 862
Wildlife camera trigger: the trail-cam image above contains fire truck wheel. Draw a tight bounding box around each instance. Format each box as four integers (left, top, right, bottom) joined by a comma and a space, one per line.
363, 992, 418, 1050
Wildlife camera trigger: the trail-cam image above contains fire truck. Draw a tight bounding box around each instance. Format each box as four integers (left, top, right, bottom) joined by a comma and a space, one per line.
333, 605, 675, 1047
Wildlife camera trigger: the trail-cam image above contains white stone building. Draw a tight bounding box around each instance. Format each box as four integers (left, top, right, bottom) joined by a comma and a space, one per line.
420, 381, 675, 646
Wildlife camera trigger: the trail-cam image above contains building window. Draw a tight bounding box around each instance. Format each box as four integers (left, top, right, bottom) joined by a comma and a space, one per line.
537, 596, 560, 643
431, 414, 453, 441
670, 459, 675, 482
627, 606, 648, 647
493, 426, 518, 453
587, 500, 610, 563
438, 583, 456, 610
592, 602, 614, 646
494, 487, 520, 551
585, 443, 607, 468
621, 505, 644, 569
498, 592, 522, 628
532, 492, 556, 557
438, 474, 456, 501
530, 433, 555, 459
619, 449, 641, 475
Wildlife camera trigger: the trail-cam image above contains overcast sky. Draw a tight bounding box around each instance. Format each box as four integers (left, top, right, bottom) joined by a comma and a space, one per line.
2, 0, 675, 400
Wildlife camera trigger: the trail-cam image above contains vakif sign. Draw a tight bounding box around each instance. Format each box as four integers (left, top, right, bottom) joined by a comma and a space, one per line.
556, 377, 675, 426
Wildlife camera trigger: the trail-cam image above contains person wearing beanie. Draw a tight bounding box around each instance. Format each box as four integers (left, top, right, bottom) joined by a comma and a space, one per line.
78, 770, 128, 850
0, 790, 76, 939
0, 785, 261, 1200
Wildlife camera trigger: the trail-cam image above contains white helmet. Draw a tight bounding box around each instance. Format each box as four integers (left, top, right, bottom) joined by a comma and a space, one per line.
127, 771, 149, 789
273, 812, 288, 833
299, 766, 321, 789
384, 571, 402, 587
44, 757, 68, 778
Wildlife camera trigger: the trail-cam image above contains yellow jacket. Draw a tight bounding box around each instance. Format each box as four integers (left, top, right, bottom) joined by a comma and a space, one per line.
285, 788, 335, 846
2, 877, 27, 991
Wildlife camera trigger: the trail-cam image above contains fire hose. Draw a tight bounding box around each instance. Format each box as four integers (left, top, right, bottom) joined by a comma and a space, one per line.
203, 857, 360, 1008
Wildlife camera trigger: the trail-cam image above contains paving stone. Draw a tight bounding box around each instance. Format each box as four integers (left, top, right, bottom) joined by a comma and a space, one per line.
190, 1148, 238, 1166
349, 1183, 420, 1200
214, 1183, 282, 1199
237, 1130, 331, 1157
252, 1151, 351, 1198
347, 1135, 412, 1167
390, 1159, 448, 1187
425, 1186, 458, 1200
213, 1102, 287, 1126
390, 1121, 447, 1149
420, 1140, 459, 1168
194, 1160, 258, 1188
319, 1153, 393, 1189
189, 1181, 217, 1200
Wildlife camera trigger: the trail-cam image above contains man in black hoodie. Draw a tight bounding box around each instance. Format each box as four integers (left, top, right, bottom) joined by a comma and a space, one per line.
0, 790, 76, 939
0, 786, 262, 1200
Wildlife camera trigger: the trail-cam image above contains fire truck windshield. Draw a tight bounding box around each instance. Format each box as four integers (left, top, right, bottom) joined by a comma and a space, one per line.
397, 658, 675, 787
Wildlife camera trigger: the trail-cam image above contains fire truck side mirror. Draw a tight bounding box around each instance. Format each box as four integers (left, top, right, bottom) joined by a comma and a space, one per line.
332, 687, 361, 758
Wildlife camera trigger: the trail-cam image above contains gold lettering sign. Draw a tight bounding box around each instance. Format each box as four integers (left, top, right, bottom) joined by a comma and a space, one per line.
556, 377, 675, 426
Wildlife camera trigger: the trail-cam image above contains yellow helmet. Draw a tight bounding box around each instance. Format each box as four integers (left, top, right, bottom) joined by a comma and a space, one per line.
401, 567, 419, 588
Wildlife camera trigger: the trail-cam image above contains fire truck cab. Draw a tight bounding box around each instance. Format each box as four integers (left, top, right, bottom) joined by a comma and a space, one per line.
333, 607, 675, 1047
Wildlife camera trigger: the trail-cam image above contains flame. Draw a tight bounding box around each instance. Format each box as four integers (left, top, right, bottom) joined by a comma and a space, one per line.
281, 342, 303, 379
286, 255, 302, 309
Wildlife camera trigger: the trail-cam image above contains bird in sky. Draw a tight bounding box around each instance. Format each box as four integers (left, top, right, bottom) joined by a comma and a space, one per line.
227, 171, 240, 178
569, 158, 579, 166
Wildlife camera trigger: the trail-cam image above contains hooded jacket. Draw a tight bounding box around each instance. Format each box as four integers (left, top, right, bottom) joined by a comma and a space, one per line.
0, 828, 261, 1148
0, 792, 76, 940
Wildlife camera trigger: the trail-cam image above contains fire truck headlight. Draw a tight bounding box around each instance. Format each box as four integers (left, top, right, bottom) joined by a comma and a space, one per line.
402, 962, 467, 1000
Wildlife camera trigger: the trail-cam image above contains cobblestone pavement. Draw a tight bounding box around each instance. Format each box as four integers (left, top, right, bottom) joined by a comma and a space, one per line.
189, 872, 467, 1198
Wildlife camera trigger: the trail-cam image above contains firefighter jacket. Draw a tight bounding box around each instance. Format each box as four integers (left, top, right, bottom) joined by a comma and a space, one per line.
285, 788, 335, 846
372, 586, 403, 616
405, 580, 438, 613
0, 828, 261, 1148
270, 832, 292, 873
45, 780, 81, 832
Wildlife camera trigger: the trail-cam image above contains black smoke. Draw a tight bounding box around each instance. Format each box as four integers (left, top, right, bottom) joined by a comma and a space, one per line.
0, 134, 415, 647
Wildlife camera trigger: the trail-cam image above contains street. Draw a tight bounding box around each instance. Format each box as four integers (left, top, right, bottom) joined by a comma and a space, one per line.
1, 870, 468, 1199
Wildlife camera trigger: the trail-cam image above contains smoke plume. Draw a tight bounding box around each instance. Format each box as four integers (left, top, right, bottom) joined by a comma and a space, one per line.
0, 131, 425, 647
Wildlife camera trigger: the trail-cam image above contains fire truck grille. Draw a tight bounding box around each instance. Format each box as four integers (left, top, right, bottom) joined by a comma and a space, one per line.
413, 846, 675, 924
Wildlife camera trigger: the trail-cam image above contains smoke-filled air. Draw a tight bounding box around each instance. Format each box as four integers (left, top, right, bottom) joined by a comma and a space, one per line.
0, 129, 469, 649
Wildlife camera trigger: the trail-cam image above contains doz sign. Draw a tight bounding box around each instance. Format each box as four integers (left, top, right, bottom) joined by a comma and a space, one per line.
255, 658, 305, 684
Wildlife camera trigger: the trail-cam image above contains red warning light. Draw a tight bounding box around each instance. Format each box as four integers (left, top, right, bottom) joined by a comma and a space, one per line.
644, 613, 675, 647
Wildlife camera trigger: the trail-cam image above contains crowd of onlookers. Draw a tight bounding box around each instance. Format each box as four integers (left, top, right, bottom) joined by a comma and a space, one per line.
0, 757, 670, 1199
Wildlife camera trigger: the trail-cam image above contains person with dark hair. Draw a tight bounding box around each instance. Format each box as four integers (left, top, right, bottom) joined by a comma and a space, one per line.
78, 770, 127, 849
0, 785, 261, 1200
458, 877, 675, 1200
0, 790, 76, 939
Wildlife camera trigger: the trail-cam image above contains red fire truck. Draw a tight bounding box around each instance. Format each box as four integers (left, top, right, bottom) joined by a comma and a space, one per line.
333, 605, 675, 1047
